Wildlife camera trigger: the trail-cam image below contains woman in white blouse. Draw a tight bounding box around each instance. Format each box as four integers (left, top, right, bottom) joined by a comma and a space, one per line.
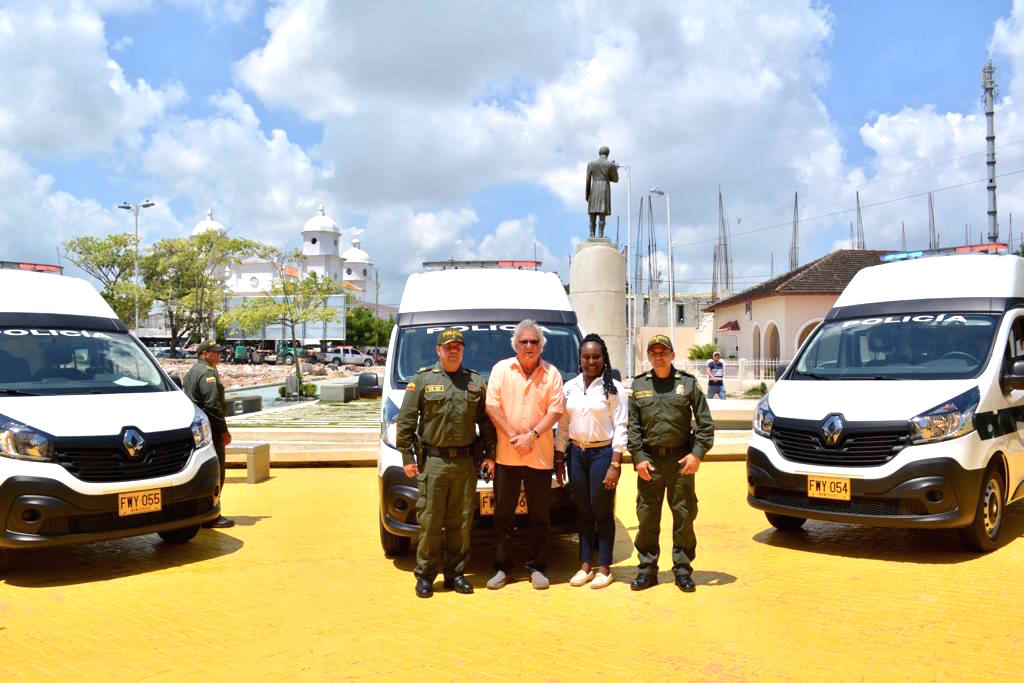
555, 334, 627, 589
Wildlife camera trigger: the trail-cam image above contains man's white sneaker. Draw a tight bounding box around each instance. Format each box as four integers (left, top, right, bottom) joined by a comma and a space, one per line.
530, 570, 550, 590
569, 569, 595, 587
486, 570, 508, 590
590, 572, 614, 589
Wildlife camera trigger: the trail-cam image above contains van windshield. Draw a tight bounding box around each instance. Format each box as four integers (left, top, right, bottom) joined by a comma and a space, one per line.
792, 313, 999, 380
0, 328, 170, 395
395, 324, 582, 383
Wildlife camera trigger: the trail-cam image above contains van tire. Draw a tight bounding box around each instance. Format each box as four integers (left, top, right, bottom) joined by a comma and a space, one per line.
283, 355, 293, 365
959, 464, 1005, 553
765, 512, 806, 531
158, 525, 200, 544
380, 518, 409, 556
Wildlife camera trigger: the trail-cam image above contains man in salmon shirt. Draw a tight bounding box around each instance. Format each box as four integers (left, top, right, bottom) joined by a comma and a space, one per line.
485, 319, 565, 589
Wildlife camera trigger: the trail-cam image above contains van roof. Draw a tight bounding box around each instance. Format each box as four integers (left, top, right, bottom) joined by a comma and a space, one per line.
397, 268, 574, 326
834, 254, 1024, 308
0, 270, 119, 319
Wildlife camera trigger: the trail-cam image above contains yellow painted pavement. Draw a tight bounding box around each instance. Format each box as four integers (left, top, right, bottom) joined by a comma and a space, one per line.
0, 463, 1021, 681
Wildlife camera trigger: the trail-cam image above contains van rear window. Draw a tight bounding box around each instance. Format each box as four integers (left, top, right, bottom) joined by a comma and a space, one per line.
394, 324, 581, 383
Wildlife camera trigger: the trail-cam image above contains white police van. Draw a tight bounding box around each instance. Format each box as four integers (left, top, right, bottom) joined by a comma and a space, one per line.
0, 270, 221, 565
747, 247, 1024, 551
377, 263, 582, 555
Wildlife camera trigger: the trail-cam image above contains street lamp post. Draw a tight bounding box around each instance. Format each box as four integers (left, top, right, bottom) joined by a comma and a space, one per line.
118, 200, 155, 335
616, 162, 633, 378
649, 188, 674, 346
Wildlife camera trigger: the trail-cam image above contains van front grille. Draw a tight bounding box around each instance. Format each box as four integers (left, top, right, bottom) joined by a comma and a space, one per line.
54, 428, 194, 483
771, 418, 911, 467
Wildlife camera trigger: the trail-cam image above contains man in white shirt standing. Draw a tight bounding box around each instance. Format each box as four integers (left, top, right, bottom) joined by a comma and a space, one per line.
555, 334, 627, 589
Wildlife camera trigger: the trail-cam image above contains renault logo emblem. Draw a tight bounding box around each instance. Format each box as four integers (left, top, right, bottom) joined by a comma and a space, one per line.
122, 429, 146, 459
821, 414, 844, 447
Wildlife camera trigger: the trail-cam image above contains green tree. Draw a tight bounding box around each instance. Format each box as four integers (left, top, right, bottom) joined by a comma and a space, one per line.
62, 233, 153, 324
141, 232, 269, 353
222, 253, 341, 383
345, 306, 378, 346
687, 342, 719, 360
374, 315, 395, 348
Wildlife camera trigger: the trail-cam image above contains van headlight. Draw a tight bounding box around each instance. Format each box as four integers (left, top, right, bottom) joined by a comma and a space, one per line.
910, 387, 979, 444
753, 396, 775, 437
0, 414, 56, 462
191, 406, 213, 449
381, 396, 400, 449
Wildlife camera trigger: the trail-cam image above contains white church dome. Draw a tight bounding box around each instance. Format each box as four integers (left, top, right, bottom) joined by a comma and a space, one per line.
191, 208, 226, 236
341, 238, 370, 264
303, 202, 339, 233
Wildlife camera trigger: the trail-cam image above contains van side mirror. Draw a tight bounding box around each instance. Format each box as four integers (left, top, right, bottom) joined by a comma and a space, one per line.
358, 372, 382, 399
774, 363, 788, 380
1003, 359, 1024, 390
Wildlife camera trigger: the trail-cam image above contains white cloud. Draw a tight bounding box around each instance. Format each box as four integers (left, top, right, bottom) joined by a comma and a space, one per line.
0, 4, 184, 156
110, 35, 133, 51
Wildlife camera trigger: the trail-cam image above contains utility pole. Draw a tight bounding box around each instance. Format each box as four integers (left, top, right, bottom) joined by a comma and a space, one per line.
117, 199, 156, 335
616, 163, 633, 378
849, 221, 855, 248
789, 192, 799, 270
900, 222, 907, 251
983, 61, 999, 242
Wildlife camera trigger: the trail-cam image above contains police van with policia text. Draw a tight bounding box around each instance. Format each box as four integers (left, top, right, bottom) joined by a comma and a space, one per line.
0, 270, 221, 566
377, 260, 582, 556
747, 246, 1024, 551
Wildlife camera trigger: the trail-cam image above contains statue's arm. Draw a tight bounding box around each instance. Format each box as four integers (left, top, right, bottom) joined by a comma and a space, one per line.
585, 166, 592, 200
610, 164, 619, 183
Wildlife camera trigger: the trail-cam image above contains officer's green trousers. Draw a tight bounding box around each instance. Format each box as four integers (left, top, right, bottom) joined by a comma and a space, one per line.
415, 455, 476, 580
634, 456, 698, 578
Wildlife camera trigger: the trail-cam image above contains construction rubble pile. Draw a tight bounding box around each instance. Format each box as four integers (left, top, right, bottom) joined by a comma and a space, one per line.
158, 360, 365, 390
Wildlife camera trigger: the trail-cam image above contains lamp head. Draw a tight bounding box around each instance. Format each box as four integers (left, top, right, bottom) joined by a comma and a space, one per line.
649, 187, 665, 196
117, 202, 132, 210
141, 201, 155, 209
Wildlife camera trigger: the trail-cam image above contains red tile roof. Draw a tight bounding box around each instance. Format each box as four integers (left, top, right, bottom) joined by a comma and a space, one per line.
705, 249, 892, 311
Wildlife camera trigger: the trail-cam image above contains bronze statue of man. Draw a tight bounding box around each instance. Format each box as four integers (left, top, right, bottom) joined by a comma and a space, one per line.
585, 146, 619, 239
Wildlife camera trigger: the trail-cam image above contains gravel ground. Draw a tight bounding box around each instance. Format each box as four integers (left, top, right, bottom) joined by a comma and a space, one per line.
158, 359, 378, 390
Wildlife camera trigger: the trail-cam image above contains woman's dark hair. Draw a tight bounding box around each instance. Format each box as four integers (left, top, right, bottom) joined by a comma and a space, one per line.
579, 333, 617, 397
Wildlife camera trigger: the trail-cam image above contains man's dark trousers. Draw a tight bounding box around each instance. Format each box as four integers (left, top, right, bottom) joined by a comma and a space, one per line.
493, 464, 550, 573
212, 431, 226, 494
634, 455, 698, 578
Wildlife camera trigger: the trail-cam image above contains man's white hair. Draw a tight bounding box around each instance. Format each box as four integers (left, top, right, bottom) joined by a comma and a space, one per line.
510, 319, 546, 351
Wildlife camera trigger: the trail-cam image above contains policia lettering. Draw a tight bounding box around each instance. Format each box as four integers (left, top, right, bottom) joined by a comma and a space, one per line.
395, 327, 496, 597
628, 334, 714, 592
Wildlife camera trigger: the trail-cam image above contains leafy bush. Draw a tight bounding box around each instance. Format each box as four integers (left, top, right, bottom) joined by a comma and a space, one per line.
300, 383, 318, 398
743, 382, 768, 398
687, 343, 719, 360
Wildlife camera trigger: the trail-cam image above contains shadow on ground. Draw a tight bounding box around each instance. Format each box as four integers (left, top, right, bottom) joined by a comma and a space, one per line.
1, 530, 244, 587
750, 503, 1024, 563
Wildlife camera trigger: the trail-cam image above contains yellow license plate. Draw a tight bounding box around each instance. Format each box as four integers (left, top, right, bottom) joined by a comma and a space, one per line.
118, 489, 162, 516
807, 475, 851, 501
478, 490, 528, 516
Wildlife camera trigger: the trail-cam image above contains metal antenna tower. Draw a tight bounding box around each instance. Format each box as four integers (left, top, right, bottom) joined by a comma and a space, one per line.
849, 221, 855, 248
927, 192, 937, 249
711, 243, 720, 300
855, 191, 866, 249
716, 189, 733, 293
983, 61, 999, 242
789, 192, 799, 270
901, 222, 907, 251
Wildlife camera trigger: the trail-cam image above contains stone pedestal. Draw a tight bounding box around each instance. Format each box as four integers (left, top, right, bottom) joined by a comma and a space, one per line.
570, 239, 626, 375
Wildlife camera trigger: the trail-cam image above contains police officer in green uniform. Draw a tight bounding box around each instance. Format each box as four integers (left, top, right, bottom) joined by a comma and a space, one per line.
628, 334, 713, 592
396, 328, 496, 598
183, 340, 235, 529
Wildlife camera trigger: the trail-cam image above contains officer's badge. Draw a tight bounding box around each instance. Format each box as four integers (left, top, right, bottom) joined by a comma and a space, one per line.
634, 390, 653, 399
425, 384, 444, 393
406, 382, 416, 392
676, 385, 686, 395
205, 376, 216, 383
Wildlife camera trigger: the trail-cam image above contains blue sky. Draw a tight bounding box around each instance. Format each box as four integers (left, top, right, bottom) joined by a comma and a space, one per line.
2, 0, 1023, 302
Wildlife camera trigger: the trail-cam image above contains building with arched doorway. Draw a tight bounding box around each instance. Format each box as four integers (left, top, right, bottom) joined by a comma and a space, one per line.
704, 249, 891, 362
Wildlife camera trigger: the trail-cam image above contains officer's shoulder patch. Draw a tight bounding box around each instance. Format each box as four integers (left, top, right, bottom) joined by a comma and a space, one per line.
205, 376, 216, 383
634, 389, 653, 399
406, 382, 416, 392
675, 384, 686, 395
467, 381, 480, 393
417, 366, 431, 373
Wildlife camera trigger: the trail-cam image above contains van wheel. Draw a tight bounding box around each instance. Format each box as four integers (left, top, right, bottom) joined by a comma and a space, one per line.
380, 518, 409, 557
363, 358, 373, 367
959, 465, 1005, 553
283, 355, 293, 365
765, 512, 806, 531
158, 525, 200, 544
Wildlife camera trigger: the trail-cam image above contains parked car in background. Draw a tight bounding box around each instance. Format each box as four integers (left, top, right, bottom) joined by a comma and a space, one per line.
323, 345, 373, 367
151, 347, 186, 359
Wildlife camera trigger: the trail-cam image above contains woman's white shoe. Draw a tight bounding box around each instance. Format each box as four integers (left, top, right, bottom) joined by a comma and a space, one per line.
590, 572, 614, 589
569, 569, 595, 587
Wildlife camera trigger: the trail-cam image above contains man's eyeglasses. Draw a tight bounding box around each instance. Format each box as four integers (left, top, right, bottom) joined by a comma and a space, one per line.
517, 339, 541, 346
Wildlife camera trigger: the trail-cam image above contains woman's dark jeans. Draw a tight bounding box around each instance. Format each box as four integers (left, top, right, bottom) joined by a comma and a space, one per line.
567, 443, 615, 567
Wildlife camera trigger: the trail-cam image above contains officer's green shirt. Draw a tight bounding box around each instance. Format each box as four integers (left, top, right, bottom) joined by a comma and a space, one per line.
627, 367, 714, 465
183, 359, 228, 434
395, 363, 496, 467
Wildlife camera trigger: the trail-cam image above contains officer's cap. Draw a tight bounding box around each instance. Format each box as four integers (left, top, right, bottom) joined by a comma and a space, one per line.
196, 340, 225, 355
647, 334, 673, 351
436, 328, 464, 347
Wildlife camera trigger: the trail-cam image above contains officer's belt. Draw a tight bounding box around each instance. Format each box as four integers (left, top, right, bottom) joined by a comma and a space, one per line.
570, 438, 612, 450
644, 444, 689, 458
423, 444, 473, 458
